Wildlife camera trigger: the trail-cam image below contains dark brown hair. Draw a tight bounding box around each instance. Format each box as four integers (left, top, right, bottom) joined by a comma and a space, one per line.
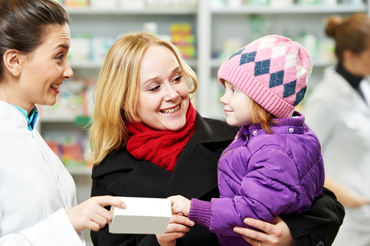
325, 13, 370, 62
0, 0, 70, 80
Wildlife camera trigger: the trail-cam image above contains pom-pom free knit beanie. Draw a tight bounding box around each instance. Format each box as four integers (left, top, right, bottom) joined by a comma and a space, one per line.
218, 35, 312, 118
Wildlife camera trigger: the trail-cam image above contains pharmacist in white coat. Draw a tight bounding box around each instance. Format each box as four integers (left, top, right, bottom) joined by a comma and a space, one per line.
0, 0, 127, 245
304, 14, 370, 246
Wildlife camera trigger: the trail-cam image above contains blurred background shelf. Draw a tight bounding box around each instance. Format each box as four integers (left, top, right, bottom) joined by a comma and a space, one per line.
65, 7, 197, 15
211, 3, 367, 13
66, 166, 92, 175
70, 59, 197, 69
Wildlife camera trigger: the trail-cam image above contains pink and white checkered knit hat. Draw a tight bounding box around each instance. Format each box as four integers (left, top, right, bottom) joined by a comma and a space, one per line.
218, 35, 312, 118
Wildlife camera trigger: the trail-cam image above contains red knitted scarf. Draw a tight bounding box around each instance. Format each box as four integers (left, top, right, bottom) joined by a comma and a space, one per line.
126, 102, 196, 172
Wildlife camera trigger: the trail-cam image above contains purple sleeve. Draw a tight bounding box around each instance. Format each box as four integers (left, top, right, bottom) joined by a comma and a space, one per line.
188, 198, 212, 229
209, 147, 317, 236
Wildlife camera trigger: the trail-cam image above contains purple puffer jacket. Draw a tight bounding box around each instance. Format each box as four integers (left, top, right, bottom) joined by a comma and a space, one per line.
189, 111, 325, 246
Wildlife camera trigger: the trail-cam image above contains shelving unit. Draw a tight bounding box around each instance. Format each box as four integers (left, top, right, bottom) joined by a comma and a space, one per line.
196, 0, 369, 119
211, 3, 367, 13
64, 7, 197, 13
70, 59, 197, 69
39, 0, 370, 162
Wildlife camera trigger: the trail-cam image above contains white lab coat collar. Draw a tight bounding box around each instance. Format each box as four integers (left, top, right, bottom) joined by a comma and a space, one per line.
0, 100, 30, 130
323, 66, 370, 114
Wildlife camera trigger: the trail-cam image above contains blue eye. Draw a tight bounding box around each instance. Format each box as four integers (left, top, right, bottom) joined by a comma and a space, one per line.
56, 55, 64, 62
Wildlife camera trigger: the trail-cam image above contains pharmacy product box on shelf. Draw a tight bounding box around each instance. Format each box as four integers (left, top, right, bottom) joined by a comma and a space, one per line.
90, 0, 116, 9
119, 0, 146, 9
109, 197, 172, 234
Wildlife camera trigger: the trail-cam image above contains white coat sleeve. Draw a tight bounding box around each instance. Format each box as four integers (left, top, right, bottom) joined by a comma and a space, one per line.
0, 209, 85, 246
303, 95, 336, 148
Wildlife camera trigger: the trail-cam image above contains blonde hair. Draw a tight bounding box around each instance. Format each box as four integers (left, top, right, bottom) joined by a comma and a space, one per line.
89, 31, 198, 165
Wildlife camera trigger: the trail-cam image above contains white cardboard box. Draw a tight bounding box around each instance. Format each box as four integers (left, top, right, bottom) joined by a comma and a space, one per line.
109, 197, 172, 234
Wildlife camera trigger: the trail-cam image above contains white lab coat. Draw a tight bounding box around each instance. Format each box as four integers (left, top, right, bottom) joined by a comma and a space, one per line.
304, 67, 370, 246
0, 100, 85, 246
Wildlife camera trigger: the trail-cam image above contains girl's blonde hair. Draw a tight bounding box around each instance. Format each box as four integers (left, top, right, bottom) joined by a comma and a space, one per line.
89, 31, 198, 165
249, 99, 277, 134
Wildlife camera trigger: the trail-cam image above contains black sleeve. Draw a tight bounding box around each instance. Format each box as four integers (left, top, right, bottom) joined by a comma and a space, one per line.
281, 187, 345, 246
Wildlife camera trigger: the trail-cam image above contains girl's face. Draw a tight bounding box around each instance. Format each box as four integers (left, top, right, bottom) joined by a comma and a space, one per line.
137, 45, 189, 131
220, 80, 253, 127
14, 24, 73, 113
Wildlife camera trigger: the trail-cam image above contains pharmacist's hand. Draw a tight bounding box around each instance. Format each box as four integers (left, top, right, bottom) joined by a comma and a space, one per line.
167, 195, 191, 216
156, 213, 195, 246
352, 196, 370, 208
66, 196, 126, 233
233, 216, 296, 246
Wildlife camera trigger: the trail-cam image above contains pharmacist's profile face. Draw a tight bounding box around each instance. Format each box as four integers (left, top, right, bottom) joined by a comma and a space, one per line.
18, 24, 73, 109
355, 46, 370, 76
351, 47, 370, 77
137, 45, 189, 131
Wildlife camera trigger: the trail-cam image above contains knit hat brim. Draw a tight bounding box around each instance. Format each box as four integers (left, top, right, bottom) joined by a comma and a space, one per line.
218, 61, 295, 118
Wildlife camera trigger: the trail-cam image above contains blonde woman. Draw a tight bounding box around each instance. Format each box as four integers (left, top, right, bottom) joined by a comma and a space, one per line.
89, 32, 344, 246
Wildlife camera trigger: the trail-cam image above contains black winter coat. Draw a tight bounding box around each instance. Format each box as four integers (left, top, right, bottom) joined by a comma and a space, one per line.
91, 114, 344, 246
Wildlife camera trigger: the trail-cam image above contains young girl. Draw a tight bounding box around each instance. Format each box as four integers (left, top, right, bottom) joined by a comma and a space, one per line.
169, 35, 325, 246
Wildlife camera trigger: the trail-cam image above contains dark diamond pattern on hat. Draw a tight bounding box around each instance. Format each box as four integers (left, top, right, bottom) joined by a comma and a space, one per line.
269, 70, 284, 88
293, 87, 307, 106
240, 52, 257, 66
283, 80, 296, 98
229, 48, 245, 60
254, 59, 270, 76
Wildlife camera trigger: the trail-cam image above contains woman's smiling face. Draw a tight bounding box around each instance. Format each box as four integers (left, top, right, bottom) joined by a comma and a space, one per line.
137, 45, 189, 131
15, 24, 73, 112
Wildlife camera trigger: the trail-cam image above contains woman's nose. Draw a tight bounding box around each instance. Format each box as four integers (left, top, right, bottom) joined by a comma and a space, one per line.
164, 83, 179, 101
64, 59, 74, 79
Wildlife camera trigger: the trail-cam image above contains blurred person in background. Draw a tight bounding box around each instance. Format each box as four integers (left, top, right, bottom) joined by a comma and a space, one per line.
304, 13, 370, 246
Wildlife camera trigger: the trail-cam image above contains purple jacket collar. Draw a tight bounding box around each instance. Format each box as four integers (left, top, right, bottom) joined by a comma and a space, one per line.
240, 111, 305, 138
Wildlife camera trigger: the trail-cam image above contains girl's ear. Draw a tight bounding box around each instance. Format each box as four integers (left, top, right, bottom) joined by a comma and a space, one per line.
2, 49, 23, 77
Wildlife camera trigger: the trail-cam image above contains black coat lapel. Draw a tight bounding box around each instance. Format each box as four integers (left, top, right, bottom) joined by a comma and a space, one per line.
92, 151, 172, 198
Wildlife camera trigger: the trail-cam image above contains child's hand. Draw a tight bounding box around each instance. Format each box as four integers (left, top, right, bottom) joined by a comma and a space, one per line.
167, 195, 191, 216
